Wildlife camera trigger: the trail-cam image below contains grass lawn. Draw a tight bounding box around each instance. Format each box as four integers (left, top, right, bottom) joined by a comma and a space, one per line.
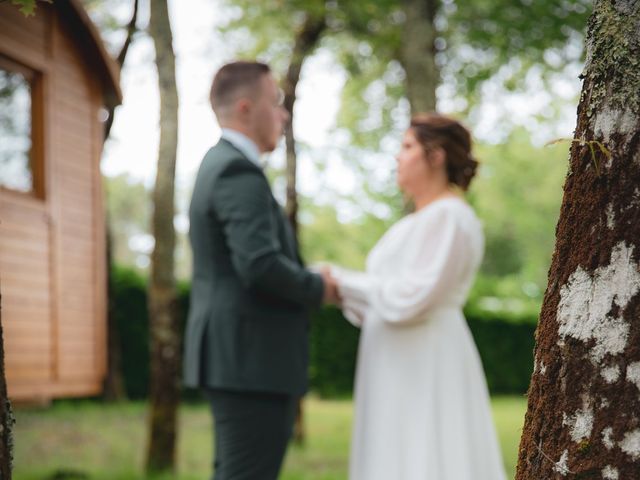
13, 395, 526, 480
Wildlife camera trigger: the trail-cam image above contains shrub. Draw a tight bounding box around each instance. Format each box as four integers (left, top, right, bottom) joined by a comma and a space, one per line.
111, 267, 536, 398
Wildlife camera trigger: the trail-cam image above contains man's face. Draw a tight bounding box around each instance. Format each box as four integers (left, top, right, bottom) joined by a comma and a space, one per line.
248, 73, 289, 153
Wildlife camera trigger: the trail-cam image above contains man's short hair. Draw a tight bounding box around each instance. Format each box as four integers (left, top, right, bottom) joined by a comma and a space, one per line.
209, 61, 271, 118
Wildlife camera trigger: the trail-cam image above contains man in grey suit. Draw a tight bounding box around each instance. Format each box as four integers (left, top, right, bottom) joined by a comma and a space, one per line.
183, 61, 339, 480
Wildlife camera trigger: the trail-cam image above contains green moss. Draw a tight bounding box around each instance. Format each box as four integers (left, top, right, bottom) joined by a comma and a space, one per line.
577, 439, 591, 453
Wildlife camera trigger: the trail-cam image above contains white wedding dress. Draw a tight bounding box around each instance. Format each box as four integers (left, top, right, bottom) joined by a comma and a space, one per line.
333, 197, 507, 480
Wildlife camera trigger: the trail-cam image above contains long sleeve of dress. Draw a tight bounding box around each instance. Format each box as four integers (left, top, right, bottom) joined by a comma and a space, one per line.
331, 268, 372, 327
335, 206, 471, 326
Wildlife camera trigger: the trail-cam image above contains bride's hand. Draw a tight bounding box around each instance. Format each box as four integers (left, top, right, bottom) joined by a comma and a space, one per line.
320, 266, 342, 306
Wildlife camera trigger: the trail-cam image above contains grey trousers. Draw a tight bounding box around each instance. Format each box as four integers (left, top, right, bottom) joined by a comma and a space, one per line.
204, 389, 297, 480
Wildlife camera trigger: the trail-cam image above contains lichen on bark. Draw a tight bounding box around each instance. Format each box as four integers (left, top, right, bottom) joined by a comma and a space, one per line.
582, 1, 640, 119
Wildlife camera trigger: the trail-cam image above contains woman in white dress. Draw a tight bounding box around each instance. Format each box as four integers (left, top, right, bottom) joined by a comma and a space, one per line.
332, 114, 507, 480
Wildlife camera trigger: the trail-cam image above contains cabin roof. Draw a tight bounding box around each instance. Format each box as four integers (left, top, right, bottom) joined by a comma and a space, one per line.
58, 0, 123, 106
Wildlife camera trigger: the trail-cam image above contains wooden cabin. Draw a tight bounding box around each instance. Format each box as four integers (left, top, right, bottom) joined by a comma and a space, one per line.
0, 0, 121, 401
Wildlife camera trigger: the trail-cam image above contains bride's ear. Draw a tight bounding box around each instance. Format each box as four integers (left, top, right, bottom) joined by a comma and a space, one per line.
427, 146, 446, 170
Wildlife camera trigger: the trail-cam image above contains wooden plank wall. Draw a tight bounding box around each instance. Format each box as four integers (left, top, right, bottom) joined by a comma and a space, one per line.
0, 3, 107, 400
51, 16, 105, 393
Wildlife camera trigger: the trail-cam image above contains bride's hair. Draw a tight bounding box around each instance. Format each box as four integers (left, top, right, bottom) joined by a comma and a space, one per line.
410, 113, 478, 191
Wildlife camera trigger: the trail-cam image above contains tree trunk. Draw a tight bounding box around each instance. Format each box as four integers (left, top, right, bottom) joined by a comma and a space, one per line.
516, 2, 640, 479
0, 292, 14, 480
103, 0, 138, 140
281, 12, 326, 446
102, 223, 127, 401
102, 0, 139, 402
145, 0, 180, 474
398, 0, 439, 114
283, 13, 326, 234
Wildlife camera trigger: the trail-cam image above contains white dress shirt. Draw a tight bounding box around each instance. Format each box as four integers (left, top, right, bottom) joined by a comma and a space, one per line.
220, 128, 263, 168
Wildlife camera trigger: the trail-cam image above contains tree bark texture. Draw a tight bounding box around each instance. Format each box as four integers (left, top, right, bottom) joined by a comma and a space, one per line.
283, 13, 326, 236
145, 0, 180, 474
0, 293, 14, 480
399, 0, 439, 114
516, 2, 640, 479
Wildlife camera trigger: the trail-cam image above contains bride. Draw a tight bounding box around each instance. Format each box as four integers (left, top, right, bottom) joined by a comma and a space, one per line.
331, 113, 507, 480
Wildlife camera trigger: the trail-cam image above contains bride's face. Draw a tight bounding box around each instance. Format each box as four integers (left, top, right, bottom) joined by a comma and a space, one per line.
396, 129, 431, 194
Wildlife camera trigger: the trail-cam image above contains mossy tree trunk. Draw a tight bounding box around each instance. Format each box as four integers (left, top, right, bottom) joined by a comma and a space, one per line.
516, 2, 640, 478
0, 292, 14, 480
145, 0, 181, 474
398, 0, 439, 114
281, 12, 326, 446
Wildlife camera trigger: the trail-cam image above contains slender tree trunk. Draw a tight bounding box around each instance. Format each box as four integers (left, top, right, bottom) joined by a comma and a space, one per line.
283, 13, 326, 233
281, 12, 326, 446
0, 292, 14, 479
516, 3, 640, 479
145, 0, 180, 473
398, 0, 439, 114
103, 0, 138, 140
102, 0, 139, 401
102, 223, 127, 401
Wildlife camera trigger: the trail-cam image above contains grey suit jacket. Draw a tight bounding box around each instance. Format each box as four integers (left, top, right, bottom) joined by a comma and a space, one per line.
182, 139, 324, 396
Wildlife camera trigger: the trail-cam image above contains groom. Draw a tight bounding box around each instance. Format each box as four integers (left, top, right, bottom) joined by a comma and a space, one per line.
183, 61, 339, 480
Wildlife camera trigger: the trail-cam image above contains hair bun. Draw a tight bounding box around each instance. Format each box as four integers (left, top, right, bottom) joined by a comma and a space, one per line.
410, 113, 478, 191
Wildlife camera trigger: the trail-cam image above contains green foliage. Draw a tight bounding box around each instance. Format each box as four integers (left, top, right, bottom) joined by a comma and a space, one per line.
106, 174, 151, 270
470, 130, 568, 298
448, 0, 591, 99
218, 0, 324, 73
465, 306, 537, 393
111, 265, 190, 399
105, 175, 192, 280
9, 0, 48, 16
298, 132, 566, 314
308, 306, 360, 397
299, 202, 401, 269
310, 304, 536, 396
218, 0, 590, 236
110, 266, 150, 399
111, 266, 536, 398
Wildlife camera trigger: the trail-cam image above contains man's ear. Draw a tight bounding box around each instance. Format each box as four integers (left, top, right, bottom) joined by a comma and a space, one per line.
235, 98, 252, 118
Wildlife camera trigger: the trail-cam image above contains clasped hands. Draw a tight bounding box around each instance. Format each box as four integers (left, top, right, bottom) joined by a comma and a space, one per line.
320, 266, 341, 306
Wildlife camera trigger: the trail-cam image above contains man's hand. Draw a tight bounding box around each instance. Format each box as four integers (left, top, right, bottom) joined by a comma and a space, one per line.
320, 267, 341, 305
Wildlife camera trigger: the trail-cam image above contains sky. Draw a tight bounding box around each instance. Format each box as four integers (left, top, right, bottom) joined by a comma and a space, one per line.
98, 0, 583, 219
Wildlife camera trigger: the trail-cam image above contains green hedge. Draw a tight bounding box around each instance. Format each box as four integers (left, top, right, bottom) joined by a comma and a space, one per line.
111, 266, 537, 398
111, 267, 149, 399
309, 306, 537, 396
111, 266, 190, 399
